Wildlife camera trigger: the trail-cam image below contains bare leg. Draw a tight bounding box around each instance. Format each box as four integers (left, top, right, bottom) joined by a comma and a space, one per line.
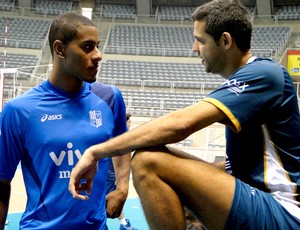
118, 210, 128, 226
118, 210, 125, 220
132, 150, 186, 230
131, 146, 235, 230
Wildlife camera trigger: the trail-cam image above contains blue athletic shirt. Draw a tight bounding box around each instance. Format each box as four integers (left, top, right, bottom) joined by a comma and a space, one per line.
0, 80, 127, 229
203, 57, 300, 220
106, 156, 118, 183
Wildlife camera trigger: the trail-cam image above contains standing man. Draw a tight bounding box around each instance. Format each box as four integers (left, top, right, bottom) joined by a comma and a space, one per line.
0, 12, 131, 230
69, 0, 300, 229
106, 113, 137, 230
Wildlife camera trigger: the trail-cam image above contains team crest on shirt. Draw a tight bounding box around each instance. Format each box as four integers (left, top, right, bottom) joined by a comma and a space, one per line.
89, 110, 102, 128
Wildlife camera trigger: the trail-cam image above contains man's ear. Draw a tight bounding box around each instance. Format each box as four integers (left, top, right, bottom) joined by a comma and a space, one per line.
222, 32, 232, 49
53, 40, 65, 58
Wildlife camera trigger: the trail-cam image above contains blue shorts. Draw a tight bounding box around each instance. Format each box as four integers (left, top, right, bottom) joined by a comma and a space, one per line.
106, 179, 116, 194
226, 178, 300, 230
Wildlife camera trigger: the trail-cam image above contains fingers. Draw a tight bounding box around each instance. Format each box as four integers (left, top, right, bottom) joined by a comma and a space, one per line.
106, 193, 126, 218
85, 178, 94, 196
69, 170, 92, 201
107, 210, 121, 218
69, 182, 91, 200
68, 169, 79, 197
73, 193, 89, 201
68, 152, 98, 200
69, 180, 89, 201
106, 201, 122, 218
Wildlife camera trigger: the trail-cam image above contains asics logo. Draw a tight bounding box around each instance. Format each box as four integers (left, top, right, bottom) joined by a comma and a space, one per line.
41, 114, 63, 122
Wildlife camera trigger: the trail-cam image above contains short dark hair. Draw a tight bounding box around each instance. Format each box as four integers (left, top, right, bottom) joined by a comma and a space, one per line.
126, 113, 131, 121
192, 0, 252, 52
48, 12, 96, 55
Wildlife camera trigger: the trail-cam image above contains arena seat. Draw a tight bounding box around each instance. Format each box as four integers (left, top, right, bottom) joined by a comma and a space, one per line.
34, 0, 73, 15
251, 26, 291, 57
104, 24, 290, 58
155, 5, 256, 21
98, 60, 223, 91
95, 2, 136, 19
274, 4, 300, 20
0, 17, 50, 49
0, 53, 39, 79
156, 5, 195, 21
104, 25, 196, 57
120, 88, 207, 117
0, 0, 13, 11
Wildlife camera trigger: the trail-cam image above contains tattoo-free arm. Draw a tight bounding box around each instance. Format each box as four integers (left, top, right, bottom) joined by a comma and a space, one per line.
106, 153, 131, 218
90, 100, 227, 159
69, 101, 228, 199
112, 153, 131, 197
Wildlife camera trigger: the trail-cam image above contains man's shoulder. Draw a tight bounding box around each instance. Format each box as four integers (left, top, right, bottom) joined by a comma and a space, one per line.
90, 81, 123, 104
91, 82, 120, 94
5, 85, 44, 110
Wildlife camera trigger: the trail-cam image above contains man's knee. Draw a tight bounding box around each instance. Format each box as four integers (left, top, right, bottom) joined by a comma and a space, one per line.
131, 147, 158, 172
131, 146, 168, 182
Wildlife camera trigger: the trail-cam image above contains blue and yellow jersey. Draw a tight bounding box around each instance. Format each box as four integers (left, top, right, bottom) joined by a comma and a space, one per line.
204, 58, 300, 219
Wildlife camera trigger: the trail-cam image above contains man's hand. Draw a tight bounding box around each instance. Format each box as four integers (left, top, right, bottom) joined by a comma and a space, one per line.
106, 188, 127, 218
69, 151, 98, 200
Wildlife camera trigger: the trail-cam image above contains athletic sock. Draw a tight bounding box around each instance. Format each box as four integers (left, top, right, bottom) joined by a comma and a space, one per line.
119, 218, 127, 225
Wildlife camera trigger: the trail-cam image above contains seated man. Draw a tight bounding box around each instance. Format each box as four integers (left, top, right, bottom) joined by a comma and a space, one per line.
69, 1, 300, 229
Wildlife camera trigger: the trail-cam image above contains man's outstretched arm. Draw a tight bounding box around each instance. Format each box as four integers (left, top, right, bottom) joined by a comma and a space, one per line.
69, 100, 227, 199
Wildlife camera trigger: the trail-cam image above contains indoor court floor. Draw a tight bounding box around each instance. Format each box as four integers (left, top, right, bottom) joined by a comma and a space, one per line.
5, 167, 149, 230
